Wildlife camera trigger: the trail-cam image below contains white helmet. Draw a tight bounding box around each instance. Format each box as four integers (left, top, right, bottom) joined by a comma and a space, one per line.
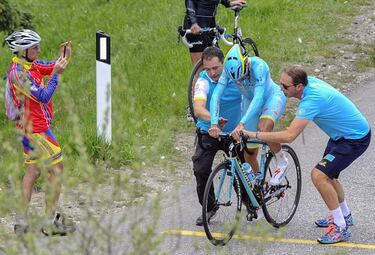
5, 29, 41, 53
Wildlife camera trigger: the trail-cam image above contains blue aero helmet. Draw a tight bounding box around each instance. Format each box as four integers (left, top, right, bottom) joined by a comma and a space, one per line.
224, 44, 248, 82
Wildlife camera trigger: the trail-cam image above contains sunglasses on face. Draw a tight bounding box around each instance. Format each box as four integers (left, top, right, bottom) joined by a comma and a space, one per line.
280, 82, 296, 90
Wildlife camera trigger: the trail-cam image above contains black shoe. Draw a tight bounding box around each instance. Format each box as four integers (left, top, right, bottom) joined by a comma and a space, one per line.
195, 209, 217, 226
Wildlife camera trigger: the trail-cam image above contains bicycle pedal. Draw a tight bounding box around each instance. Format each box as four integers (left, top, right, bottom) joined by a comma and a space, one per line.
246, 207, 258, 221
246, 212, 258, 221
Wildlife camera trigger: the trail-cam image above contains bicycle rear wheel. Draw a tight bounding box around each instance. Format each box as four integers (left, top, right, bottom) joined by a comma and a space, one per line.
242, 37, 259, 57
187, 59, 203, 123
202, 161, 242, 246
261, 145, 301, 227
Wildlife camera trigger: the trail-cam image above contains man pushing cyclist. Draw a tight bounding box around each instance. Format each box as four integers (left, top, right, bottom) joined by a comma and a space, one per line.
241, 65, 371, 244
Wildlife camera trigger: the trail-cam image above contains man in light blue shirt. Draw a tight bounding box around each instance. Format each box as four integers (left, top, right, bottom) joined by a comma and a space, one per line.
243, 65, 371, 244
192, 46, 242, 226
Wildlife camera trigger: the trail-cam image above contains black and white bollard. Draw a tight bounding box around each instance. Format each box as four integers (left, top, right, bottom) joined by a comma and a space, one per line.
96, 31, 111, 144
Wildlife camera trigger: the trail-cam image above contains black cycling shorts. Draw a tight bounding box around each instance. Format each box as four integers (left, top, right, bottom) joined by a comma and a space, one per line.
185, 33, 216, 53
183, 15, 216, 53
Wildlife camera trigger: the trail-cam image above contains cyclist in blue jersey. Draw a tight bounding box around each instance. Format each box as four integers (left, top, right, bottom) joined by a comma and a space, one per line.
192, 47, 242, 226
243, 65, 371, 244
184, 0, 246, 65
209, 44, 288, 186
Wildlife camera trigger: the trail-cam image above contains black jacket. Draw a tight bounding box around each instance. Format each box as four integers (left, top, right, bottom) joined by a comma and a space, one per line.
184, 0, 231, 28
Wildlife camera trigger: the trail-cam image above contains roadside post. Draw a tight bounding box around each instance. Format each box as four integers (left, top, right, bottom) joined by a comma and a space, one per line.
96, 31, 111, 144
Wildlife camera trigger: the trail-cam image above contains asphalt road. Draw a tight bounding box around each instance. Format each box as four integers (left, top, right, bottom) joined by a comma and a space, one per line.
157, 76, 375, 255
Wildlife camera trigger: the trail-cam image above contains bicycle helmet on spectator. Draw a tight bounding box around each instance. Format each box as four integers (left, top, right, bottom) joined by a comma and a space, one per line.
5, 29, 41, 53
224, 44, 248, 82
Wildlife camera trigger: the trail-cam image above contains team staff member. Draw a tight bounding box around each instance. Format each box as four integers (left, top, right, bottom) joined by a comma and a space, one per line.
192, 46, 241, 226
241, 65, 371, 244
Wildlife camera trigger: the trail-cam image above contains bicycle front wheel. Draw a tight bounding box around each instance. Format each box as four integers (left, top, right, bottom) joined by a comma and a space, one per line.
261, 145, 301, 227
187, 59, 203, 123
202, 161, 242, 246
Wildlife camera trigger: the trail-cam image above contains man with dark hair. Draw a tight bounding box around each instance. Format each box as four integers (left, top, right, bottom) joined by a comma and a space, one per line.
192, 46, 241, 226
242, 65, 371, 244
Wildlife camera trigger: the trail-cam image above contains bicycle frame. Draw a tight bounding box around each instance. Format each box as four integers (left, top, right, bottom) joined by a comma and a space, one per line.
233, 8, 242, 44
216, 139, 270, 210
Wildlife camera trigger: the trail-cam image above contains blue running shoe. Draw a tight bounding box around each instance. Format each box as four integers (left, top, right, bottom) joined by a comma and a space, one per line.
317, 223, 351, 244
315, 213, 353, 228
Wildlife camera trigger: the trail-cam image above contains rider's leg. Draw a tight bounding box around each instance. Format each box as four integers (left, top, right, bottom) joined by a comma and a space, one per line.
45, 161, 64, 218
22, 164, 41, 214
258, 118, 288, 185
190, 52, 202, 66
258, 118, 281, 153
258, 88, 287, 161
258, 117, 287, 166
243, 148, 259, 173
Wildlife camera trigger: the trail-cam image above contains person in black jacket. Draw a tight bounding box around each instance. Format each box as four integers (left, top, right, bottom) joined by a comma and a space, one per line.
183, 0, 246, 65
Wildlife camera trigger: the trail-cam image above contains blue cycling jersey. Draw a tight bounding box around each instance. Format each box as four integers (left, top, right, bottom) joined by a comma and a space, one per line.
194, 70, 241, 132
211, 56, 283, 125
296, 76, 370, 140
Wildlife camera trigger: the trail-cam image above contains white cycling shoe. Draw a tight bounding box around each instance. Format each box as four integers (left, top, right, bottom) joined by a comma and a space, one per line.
269, 159, 288, 186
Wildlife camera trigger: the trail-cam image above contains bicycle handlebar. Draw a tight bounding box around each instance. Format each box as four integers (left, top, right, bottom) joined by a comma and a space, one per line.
178, 26, 233, 49
197, 130, 266, 155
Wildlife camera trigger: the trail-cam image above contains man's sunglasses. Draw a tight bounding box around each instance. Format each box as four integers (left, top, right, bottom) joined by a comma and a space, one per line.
280, 82, 296, 90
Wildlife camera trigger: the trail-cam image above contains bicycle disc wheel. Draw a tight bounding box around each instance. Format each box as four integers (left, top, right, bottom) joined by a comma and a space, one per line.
243, 37, 259, 57
202, 161, 242, 246
187, 59, 203, 123
261, 144, 301, 227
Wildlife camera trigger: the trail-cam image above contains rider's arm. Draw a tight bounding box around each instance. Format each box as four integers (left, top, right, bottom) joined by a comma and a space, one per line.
9, 69, 59, 104
185, 0, 198, 25
29, 74, 59, 104
193, 77, 210, 121
210, 74, 227, 125
240, 62, 267, 125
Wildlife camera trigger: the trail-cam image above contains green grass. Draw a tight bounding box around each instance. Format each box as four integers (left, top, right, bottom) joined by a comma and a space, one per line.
0, 0, 371, 183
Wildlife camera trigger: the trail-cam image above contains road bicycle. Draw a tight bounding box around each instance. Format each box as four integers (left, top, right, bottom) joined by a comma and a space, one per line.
202, 134, 301, 246
178, 5, 259, 123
